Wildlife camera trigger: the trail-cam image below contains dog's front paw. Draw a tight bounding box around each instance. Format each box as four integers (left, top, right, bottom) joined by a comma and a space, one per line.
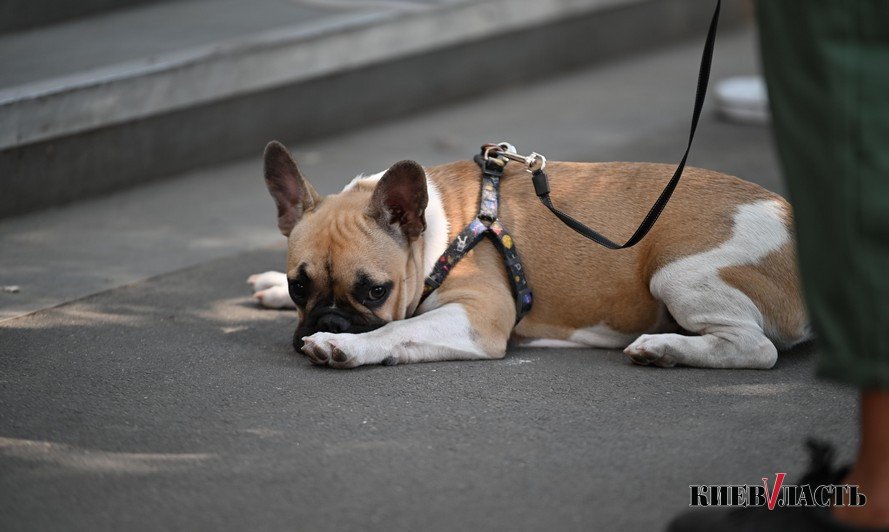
247, 271, 296, 309
247, 271, 287, 291
301, 332, 367, 369
624, 334, 677, 367
253, 285, 295, 309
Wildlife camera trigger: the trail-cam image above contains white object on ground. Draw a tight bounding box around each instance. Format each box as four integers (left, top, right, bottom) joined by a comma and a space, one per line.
714, 76, 770, 125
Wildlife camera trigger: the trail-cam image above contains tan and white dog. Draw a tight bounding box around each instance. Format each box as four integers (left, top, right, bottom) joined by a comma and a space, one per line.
249, 141, 810, 369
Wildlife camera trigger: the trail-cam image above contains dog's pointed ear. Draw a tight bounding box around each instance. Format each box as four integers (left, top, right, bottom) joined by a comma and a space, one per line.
263, 141, 321, 236
369, 160, 428, 240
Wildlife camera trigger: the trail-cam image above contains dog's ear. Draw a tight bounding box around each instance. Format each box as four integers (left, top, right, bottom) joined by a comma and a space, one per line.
263, 141, 321, 236
369, 160, 428, 240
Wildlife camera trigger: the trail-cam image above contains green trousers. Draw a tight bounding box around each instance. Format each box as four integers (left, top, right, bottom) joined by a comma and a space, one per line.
757, 1, 889, 388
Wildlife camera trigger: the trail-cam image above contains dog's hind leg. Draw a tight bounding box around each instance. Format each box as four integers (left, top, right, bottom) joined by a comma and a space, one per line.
624, 200, 793, 369
624, 268, 777, 368
625, 329, 777, 369
247, 271, 296, 309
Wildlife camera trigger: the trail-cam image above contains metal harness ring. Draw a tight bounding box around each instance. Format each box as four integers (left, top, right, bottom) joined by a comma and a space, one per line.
481, 142, 547, 173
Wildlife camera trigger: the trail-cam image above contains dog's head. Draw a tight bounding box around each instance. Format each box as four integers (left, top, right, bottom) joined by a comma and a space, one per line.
263, 141, 430, 351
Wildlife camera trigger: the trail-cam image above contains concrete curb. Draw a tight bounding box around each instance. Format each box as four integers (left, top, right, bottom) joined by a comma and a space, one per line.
0, 0, 745, 217
1, 0, 652, 151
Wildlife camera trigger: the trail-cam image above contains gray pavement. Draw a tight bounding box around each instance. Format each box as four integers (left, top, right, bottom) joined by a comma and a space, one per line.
0, 25, 859, 532
0, 249, 857, 532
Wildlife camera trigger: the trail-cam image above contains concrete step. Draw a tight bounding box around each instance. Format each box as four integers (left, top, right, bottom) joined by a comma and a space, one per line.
0, 0, 745, 218
0, 0, 164, 35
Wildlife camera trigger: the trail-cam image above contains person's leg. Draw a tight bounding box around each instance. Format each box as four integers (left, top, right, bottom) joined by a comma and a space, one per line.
670, 2, 889, 529
759, 0, 889, 387
834, 391, 889, 527
758, 0, 889, 526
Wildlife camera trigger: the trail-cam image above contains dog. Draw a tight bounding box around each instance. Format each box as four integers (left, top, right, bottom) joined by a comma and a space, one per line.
248, 141, 810, 369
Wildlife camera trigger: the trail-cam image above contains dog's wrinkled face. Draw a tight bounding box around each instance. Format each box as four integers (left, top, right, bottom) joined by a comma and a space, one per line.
263, 141, 429, 351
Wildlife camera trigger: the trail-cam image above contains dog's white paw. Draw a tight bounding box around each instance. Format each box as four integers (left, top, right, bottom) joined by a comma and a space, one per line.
247, 271, 296, 309
253, 285, 296, 309
302, 332, 359, 368
300, 332, 391, 369
247, 271, 288, 291
624, 334, 677, 367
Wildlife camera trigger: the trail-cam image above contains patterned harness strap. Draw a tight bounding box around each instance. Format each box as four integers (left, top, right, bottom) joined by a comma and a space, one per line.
420, 154, 533, 323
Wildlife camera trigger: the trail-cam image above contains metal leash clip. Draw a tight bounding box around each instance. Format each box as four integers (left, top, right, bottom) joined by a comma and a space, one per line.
481, 142, 547, 173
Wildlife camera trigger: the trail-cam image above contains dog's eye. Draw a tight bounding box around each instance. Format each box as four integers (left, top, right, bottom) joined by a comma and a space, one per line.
367, 285, 388, 302
289, 279, 307, 302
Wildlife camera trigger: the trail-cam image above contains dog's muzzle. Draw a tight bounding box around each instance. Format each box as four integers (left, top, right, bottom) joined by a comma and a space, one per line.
315, 313, 350, 334
292, 308, 387, 351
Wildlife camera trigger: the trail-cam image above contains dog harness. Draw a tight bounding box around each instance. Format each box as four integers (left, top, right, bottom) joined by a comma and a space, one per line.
420, 152, 533, 323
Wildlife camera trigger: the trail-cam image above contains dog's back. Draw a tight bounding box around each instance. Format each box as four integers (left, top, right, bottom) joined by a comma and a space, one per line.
428, 160, 809, 367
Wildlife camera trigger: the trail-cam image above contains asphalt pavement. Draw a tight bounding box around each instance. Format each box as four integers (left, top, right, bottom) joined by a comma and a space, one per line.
0, 25, 859, 532
0, 249, 857, 531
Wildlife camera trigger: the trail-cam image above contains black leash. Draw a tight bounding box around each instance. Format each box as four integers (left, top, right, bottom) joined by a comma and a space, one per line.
530, 0, 721, 249
420, 0, 721, 321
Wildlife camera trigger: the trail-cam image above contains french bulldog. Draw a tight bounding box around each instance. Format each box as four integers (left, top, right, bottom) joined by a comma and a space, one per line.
248, 141, 809, 369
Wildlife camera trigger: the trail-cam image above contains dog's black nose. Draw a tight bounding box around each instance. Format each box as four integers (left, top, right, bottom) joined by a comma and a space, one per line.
316, 313, 350, 333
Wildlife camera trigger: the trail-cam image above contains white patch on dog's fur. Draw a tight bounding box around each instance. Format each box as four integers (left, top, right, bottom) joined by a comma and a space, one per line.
513, 324, 636, 349
516, 308, 671, 349
625, 199, 790, 368
422, 179, 450, 276
514, 338, 586, 348
343, 171, 384, 191
569, 323, 639, 349
344, 169, 449, 276
301, 303, 489, 368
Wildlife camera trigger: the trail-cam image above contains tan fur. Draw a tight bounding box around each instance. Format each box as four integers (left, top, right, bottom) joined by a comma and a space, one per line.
718, 243, 808, 348
426, 160, 796, 345
279, 155, 807, 364
286, 190, 426, 324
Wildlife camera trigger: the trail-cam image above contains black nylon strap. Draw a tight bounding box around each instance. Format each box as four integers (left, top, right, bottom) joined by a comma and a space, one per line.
421, 157, 534, 323
533, 0, 721, 249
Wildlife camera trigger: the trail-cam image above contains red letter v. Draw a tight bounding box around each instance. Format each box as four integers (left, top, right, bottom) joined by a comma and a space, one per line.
762, 473, 786, 510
